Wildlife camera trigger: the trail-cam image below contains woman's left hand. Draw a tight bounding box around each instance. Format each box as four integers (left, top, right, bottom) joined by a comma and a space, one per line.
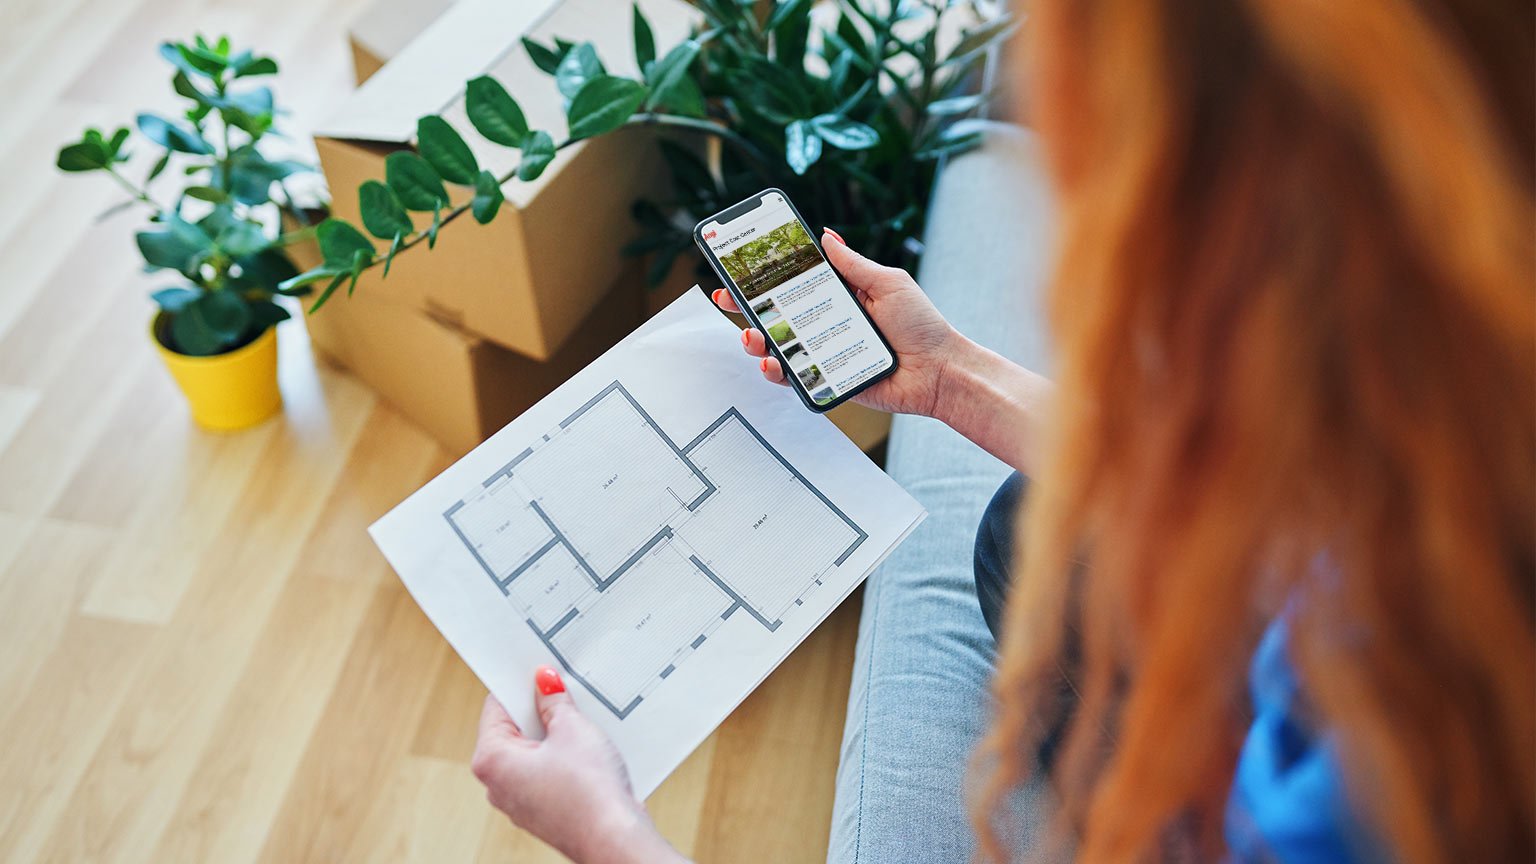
471, 666, 688, 864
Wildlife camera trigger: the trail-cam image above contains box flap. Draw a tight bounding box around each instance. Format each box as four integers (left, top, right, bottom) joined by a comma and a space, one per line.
318, 0, 561, 143
349, 0, 459, 65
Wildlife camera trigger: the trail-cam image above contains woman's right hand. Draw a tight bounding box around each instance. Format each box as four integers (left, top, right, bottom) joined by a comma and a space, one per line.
710, 228, 965, 419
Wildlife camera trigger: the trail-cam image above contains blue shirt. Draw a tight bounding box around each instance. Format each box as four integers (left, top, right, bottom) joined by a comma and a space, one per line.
1225, 618, 1385, 863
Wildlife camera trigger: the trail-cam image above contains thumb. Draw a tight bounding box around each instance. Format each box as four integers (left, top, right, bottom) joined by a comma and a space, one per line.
822, 229, 909, 298
534, 665, 579, 733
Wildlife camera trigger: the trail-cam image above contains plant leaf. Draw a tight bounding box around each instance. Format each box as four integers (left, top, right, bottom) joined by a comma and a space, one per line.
151, 286, 201, 313
416, 116, 479, 185
428, 206, 442, 249
233, 55, 278, 77
234, 249, 299, 292
174, 42, 227, 77
172, 289, 251, 355
915, 127, 984, 161
146, 152, 171, 183
383, 232, 402, 278
170, 307, 226, 355
770, 0, 812, 71
555, 43, 605, 100
943, 15, 1017, 67
172, 70, 206, 103
346, 249, 367, 296
523, 37, 562, 75
358, 180, 413, 240
471, 170, 504, 224
644, 40, 700, 111
215, 220, 270, 257
137, 214, 216, 276
385, 150, 449, 211
56, 141, 110, 172
765, 0, 809, 32
158, 42, 204, 79
927, 93, 987, 116
784, 119, 822, 175
308, 272, 349, 313
316, 219, 376, 269
278, 265, 344, 294
517, 130, 556, 181
567, 76, 648, 140
655, 71, 705, 117
108, 127, 131, 157
136, 113, 214, 155
199, 289, 253, 338
633, 4, 656, 70
464, 76, 529, 147
184, 185, 227, 203
809, 114, 879, 150
249, 299, 290, 329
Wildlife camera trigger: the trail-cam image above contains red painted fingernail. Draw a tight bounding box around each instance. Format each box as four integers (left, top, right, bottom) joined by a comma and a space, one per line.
823, 227, 845, 246
741, 330, 749, 346
760, 358, 769, 372
535, 665, 565, 695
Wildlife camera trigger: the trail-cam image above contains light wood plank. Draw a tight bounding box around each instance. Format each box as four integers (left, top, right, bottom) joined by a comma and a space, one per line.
0, 287, 153, 519
0, 387, 41, 463
348, 756, 492, 864
0, 0, 152, 155
76, 348, 371, 622
0, 511, 34, 581
148, 574, 375, 864
410, 649, 490, 762
33, 374, 372, 863
0, 616, 155, 864
0, 518, 115, 716
255, 580, 453, 863
143, 405, 438, 862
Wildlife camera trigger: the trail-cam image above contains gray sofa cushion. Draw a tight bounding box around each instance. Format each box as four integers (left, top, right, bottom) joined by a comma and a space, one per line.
825, 122, 1056, 864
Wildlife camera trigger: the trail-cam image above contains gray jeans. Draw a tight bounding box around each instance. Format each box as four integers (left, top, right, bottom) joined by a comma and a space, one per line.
825, 124, 1059, 864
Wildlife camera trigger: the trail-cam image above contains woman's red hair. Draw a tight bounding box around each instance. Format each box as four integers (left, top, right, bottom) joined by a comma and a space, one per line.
974, 0, 1534, 860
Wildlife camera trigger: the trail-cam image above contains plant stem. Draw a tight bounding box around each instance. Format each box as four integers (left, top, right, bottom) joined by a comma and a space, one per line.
105, 166, 169, 213
275, 226, 317, 247
339, 114, 772, 278
628, 113, 773, 169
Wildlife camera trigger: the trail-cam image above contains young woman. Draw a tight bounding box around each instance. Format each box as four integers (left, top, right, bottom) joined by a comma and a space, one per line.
470, 0, 1534, 860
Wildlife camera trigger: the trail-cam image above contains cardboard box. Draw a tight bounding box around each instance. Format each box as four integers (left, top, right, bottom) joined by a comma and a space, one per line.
348, 0, 458, 85
314, 0, 695, 360
306, 270, 645, 456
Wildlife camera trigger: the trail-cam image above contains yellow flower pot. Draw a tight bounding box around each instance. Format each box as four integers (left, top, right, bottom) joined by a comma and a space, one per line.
152, 314, 282, 431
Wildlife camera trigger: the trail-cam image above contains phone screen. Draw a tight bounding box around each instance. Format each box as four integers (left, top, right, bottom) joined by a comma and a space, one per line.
697, 190, 896, 410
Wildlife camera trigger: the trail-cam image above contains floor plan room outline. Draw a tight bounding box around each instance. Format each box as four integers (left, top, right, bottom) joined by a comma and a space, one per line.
444, 381, 867, 719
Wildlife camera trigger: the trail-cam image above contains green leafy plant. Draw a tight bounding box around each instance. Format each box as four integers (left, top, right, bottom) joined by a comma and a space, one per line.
55, 35, 319, 356
303, 0, 1012, 308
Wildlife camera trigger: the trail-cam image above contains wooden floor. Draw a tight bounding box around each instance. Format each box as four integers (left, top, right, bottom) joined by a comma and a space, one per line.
0, 1, 860, 861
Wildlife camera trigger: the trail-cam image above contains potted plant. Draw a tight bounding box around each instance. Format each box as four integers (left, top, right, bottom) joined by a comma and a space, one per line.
55, 35, 320, 431
282, 0, 1013, 305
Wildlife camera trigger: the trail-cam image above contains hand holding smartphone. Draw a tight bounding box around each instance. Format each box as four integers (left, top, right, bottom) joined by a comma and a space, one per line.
694, 189, 898, 413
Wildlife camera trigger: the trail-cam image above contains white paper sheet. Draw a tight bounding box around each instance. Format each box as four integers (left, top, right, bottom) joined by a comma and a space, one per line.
369, 287, 926, 797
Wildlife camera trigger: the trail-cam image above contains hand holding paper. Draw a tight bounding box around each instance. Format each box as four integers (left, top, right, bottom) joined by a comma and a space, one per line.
369, 287, 925, 796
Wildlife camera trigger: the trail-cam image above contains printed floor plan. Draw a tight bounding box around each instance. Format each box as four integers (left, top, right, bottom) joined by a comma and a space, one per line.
444, 381, 868, 719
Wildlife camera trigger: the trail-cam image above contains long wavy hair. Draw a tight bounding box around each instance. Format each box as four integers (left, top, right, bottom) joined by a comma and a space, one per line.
974, 0, 1535, 861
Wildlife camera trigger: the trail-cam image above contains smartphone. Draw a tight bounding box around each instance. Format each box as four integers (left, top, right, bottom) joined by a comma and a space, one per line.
693, 189, 898, 413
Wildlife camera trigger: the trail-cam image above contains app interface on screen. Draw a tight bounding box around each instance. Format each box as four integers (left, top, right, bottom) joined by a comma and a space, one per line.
702, 193, 894, 405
